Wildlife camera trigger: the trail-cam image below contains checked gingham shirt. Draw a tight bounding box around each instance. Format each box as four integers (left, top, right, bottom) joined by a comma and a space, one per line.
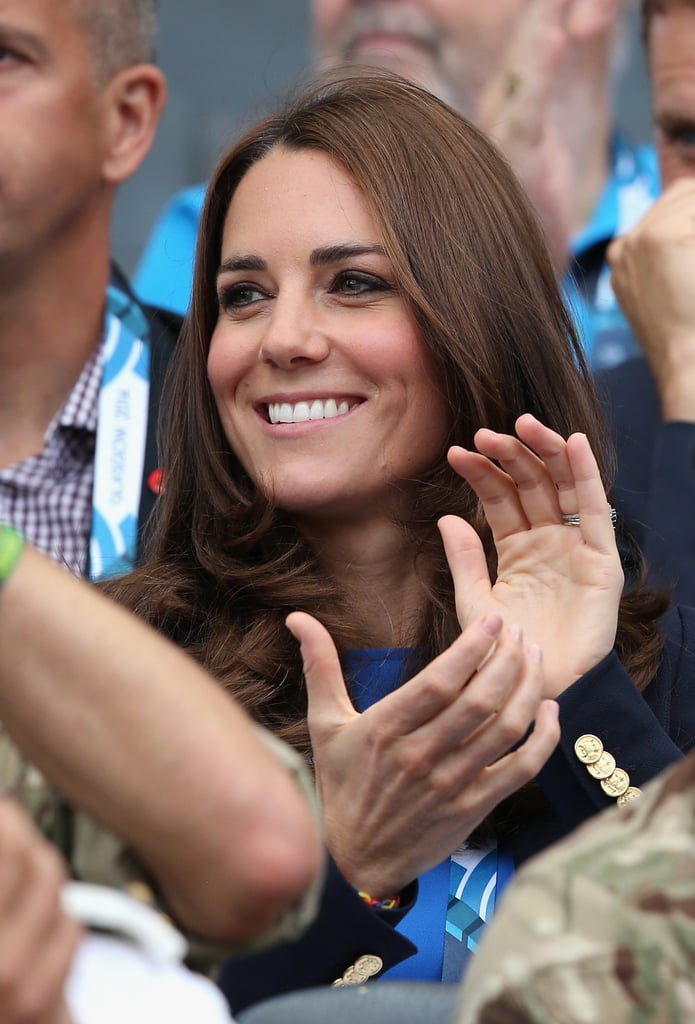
0, 343, 103, 577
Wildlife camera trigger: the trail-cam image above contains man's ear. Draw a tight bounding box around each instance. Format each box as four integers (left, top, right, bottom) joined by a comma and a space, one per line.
566, 0, 623, 42
100, 64, 167, 185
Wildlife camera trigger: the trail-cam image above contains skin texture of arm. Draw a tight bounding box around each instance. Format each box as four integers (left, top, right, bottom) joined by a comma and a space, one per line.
476, 0, 621, 270
607, 178, 695, 422
0, 543, 323, 946
0, 798, 79, 1024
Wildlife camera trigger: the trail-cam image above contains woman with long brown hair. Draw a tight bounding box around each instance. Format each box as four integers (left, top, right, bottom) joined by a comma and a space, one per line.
108, 70, 694, 1010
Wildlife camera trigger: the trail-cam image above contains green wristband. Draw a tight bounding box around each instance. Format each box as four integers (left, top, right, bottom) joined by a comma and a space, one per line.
0, 525, 25, 585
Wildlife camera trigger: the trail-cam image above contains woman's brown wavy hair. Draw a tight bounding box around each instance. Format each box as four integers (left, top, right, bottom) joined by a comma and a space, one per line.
105, 69, 667, 757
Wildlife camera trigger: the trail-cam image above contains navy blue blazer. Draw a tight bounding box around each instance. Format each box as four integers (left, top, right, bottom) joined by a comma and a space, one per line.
218, 603, 695, 1014
596, 355, 695, 606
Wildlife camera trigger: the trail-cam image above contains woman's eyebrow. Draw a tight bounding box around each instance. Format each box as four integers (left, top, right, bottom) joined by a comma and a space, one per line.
309, 244, 387, 266
217, 254, 266, 275
217, 244, 387, 277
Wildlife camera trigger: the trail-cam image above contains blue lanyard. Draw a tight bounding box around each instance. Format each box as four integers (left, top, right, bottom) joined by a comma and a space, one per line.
88, 285, 151, 581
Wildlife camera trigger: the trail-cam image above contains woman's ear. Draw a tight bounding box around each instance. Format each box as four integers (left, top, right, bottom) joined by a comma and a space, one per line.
566, 0, 624, 42
100, 64, 167, 185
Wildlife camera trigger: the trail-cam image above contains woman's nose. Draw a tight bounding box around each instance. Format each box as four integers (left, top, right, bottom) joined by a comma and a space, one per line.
258, 296, 330, 369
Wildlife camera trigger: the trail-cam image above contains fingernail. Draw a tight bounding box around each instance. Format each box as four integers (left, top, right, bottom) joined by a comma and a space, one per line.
482, 613, 503, 637
510, 624, 523, 643
528, 644, 543, 664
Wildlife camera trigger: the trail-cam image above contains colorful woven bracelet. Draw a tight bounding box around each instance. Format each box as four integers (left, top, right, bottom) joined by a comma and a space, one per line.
0, 525, 25, 586
356, 890, 401, 911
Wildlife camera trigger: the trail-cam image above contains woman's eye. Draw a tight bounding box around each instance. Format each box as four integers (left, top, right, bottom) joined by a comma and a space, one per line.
333, 272, 390, 296
676, 128, 695, 150
660, 121, 695, 157
0, 44, 23, 67
218, 283, 267, 310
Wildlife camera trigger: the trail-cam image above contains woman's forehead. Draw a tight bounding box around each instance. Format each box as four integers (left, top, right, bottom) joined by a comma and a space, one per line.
220, 149, 381, 257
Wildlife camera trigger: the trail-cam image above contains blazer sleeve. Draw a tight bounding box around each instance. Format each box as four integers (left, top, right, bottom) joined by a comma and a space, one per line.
216, 855, 417, 1015
641, 421, 695, 607
597, 357, 695, 607
535, 603, 695, 833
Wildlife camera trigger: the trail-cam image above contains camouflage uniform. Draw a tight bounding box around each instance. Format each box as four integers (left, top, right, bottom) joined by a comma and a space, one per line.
0, 722, 322, 970
457, 751, 695, 1024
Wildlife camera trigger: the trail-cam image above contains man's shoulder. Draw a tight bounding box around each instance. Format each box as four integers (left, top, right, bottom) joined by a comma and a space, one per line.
142, 302, 183, 356
110, 262, 183, 355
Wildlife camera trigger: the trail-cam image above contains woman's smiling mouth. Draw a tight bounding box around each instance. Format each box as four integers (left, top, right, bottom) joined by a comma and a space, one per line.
265, 398, 362, 424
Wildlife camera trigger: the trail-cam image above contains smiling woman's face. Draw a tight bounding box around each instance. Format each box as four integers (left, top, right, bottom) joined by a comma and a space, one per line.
207, 146, 450, 527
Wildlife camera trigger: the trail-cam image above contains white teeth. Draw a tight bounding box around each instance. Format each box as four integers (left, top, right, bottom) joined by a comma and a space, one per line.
267, 399, 357, 424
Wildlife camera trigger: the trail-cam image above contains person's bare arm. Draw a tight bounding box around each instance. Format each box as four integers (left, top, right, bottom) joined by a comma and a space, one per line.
0, 798, 79, 1024
608, 178, 695, 422
476, 0, 622, 270
0, 534, 323, 945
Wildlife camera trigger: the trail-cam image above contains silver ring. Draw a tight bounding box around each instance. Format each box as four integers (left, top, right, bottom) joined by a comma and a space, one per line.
562, 505, 617, 528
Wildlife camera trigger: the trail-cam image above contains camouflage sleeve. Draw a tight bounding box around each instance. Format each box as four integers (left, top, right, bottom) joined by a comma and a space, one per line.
0, 725, 323, 974
457, 752, 695, 1024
